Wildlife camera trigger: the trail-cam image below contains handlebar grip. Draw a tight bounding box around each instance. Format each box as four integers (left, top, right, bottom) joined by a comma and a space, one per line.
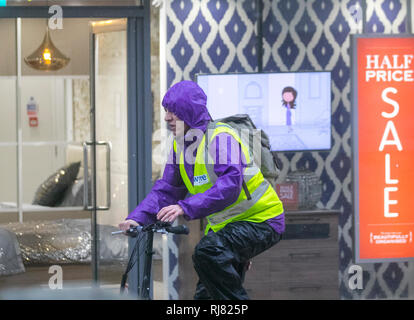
124, 225, 142, 237
165, 224, 189, 235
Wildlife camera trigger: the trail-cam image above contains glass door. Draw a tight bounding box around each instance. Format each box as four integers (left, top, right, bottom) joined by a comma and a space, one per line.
0, 17, 129, 294
88, 19, 129, 286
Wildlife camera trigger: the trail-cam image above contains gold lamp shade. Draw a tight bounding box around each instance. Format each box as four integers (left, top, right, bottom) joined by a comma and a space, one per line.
24, 28, 70, 71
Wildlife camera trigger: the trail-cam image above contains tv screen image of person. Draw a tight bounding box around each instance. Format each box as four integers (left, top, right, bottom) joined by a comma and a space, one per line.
196, 72, 332, 152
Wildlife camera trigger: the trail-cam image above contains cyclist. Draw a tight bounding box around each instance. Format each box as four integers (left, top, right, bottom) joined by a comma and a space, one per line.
119, 80, 285, 300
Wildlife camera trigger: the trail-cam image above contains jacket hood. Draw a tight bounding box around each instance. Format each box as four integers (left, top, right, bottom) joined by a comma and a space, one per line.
162, 80, 211, 132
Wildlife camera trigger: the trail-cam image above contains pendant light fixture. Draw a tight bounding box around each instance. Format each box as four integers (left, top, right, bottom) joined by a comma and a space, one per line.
24, 25, 70, 71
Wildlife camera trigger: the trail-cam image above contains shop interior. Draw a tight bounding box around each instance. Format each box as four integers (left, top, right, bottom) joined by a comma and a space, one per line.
0, 16, 156, 297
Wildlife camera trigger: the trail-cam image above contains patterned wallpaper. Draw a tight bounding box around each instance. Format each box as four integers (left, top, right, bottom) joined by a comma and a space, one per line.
164, 0, 411, 299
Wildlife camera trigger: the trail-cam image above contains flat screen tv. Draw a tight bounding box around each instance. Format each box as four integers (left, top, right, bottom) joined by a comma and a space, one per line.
196, 71, 332, 152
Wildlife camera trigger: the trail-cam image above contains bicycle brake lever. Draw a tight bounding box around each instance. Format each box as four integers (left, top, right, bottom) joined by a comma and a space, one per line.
125, 227, 139, 237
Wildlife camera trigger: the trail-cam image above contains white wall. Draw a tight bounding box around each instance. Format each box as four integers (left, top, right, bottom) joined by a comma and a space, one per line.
0, 78, 17, 203
20, 77, 67, 203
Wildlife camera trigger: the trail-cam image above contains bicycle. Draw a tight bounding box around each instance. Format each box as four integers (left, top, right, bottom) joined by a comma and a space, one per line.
111, 221, 189, 299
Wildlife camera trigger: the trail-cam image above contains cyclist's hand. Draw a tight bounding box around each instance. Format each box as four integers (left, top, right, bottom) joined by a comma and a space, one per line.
157, 205, 184, 223
118, 219, 139, 232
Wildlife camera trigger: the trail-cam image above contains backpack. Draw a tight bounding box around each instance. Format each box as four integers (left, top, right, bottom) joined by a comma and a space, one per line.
212, 114, 280, 183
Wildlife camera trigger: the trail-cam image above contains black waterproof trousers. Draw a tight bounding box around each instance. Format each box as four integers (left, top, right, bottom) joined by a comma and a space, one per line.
192, 220, 282, 300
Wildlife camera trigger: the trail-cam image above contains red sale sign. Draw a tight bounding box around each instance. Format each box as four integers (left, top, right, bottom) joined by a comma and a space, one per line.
352, 35, 414, 263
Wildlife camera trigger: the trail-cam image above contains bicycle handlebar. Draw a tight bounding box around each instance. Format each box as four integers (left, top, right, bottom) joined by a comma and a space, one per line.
111, 221, 189, 237
111, 226, 142, 236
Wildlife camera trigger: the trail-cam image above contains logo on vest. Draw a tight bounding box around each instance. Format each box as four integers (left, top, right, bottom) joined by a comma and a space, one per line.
193, 174, 209, 186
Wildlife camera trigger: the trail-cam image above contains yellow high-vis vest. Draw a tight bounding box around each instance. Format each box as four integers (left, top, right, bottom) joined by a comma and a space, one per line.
173, 122, 284, 234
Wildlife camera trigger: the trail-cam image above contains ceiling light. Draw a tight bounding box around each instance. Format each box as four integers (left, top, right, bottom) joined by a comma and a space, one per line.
24, 27, 70, 71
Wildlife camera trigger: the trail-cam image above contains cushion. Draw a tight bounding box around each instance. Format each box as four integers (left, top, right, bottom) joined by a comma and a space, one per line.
59, 178, 91, 207
32, 162, 81, 207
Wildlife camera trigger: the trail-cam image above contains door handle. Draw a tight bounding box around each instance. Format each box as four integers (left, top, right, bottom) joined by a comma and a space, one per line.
83, 141, 93, 211
82, 141, 112, 211
96, 141, 111, 211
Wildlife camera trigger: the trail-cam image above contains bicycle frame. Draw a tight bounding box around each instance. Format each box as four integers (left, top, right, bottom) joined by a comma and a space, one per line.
140, 230, 153, 300
113, 222, 189, 300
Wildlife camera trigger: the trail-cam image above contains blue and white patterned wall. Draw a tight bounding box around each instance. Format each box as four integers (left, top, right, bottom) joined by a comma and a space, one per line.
164, 0, 411, 299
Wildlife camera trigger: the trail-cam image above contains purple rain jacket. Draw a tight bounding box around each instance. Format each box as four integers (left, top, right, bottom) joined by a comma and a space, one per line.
126, 80, 285, 235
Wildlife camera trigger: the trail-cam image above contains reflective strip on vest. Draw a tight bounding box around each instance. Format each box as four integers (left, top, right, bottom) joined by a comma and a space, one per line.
207, 178, 270, 226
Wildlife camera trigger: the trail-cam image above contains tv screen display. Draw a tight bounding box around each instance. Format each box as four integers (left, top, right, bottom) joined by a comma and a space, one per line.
196, 71, 332, 152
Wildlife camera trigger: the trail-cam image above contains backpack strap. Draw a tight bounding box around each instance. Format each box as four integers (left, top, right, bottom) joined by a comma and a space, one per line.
206, 121, 252, 201
242, 180, 252, 200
